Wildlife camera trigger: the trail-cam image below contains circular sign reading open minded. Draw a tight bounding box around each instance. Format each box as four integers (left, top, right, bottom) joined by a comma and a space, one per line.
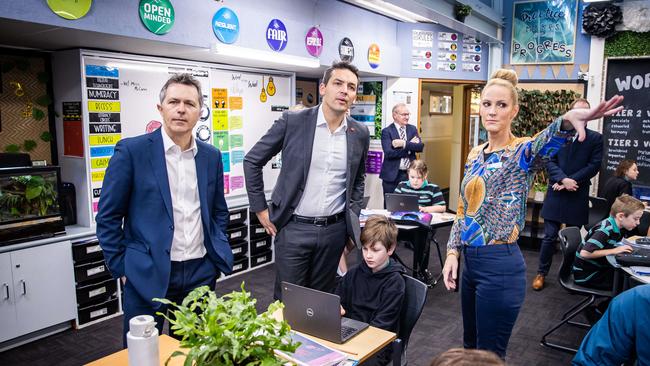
266, 19, 288, 52
139, 0, 174, 35
212, 7, 239, 44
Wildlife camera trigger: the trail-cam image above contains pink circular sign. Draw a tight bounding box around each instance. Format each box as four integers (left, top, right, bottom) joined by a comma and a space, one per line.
305, 27, 323, 57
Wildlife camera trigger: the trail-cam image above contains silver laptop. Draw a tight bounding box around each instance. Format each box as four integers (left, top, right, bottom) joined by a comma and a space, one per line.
281, 282, 369, 344
385, 193, 419, 212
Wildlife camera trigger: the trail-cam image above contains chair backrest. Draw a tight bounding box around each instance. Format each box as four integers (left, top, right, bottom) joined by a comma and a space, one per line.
558, 227, 583, 286
398, 275, 428, 363
587, 196, 609, 231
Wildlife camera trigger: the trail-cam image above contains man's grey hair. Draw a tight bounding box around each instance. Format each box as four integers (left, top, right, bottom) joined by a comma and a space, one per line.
392, 103, 407, 114
159, 73, 203, 108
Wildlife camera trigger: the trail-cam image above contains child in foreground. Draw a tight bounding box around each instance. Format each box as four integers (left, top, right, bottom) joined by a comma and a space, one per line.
336, 215, 406, 366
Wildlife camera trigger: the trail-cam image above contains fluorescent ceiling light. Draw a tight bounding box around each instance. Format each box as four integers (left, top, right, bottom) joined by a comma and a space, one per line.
210, 44, 321, 68
349, 0, 433, 23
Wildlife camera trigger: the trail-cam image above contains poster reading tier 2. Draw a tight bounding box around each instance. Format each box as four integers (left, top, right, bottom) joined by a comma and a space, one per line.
510, 0, 577, 64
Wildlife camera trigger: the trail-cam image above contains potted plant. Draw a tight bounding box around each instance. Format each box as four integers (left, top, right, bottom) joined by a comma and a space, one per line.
532, 182, 547, 202
454, 3, 472, 22
154, 284, 299, 365
0, 175, 58, 218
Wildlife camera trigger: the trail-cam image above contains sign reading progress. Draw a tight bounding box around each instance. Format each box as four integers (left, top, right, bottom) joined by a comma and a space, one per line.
139, 0, 175, 35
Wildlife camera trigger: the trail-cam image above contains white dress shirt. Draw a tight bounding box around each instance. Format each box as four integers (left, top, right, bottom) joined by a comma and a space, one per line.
161, 127, 206, 261
393, 122, 410, 170
295, 105, 348, 217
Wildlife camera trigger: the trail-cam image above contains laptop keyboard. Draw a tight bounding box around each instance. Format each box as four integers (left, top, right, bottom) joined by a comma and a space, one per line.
341, 325, 356, 339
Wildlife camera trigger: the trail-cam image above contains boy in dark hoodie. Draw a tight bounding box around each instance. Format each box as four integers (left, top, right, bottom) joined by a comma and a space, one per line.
336, 215, 406, 365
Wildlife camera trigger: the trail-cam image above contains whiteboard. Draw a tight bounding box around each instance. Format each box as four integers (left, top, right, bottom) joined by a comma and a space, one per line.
81, 53, 292, 219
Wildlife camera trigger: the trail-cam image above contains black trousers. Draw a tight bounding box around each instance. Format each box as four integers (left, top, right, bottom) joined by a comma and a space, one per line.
273, 219, 348, 300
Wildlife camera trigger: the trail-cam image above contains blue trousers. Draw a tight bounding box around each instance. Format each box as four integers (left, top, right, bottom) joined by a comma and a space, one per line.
461, 244, 526, 359
121, 256, 218, 347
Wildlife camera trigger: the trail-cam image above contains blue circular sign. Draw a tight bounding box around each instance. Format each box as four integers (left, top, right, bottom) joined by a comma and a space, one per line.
212, 7, 239, 44
266, 19, 287, 52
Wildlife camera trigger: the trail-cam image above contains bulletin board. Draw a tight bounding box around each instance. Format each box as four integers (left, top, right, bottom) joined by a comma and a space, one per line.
80, 53, 292, 218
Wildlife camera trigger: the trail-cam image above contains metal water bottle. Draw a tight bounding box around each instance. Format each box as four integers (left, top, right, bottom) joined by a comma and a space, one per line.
126, 315, 160, 366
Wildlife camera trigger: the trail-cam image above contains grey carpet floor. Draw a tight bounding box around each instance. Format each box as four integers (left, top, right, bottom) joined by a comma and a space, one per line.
0, 227, 586, 365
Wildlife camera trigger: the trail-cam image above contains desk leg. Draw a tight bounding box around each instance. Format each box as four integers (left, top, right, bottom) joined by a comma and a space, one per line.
392, 338, 403, 366
430, 229, 444, 285
613, 268, 623, 295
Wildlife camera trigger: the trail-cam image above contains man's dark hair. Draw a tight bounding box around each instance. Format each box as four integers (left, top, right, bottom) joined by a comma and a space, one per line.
159, 73, 203, 108
322, 61, 359, 86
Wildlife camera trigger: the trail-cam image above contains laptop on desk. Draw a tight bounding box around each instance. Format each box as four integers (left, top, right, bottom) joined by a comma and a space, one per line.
633, 184, 650, 204
385, 193, 419, 212
281, 282, 369, 344
616, 247, 650, 267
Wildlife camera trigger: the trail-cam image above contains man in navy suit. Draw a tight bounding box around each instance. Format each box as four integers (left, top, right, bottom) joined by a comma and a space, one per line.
96, 74, 233, 344
533, 99, 603, 290
379, 103, 423, 196
244, 62, 369, 300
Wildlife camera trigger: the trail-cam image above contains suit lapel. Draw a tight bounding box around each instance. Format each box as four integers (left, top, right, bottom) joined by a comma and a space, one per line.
149, 129, 173, 222
195, 145, 210, 230
346, 117, 357, 193
303, 107, 318, 182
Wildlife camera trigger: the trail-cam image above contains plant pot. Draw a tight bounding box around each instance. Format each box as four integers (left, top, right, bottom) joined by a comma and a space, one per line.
534, 190, 545, 202
455, 14, 466, 22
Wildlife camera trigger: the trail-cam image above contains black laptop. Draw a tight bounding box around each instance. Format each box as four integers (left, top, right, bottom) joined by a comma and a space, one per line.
385, 193, 419, 212
281, 282, 369, 344
616, 247, 650, 267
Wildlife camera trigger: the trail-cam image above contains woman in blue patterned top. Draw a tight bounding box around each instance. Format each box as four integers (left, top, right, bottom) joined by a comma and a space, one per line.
394, 159, 446, 213
441, 69, 625, 358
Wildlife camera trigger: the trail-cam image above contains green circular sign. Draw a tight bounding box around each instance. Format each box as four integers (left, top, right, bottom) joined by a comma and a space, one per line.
139, 0, 175, 35
47, 0, 92, 20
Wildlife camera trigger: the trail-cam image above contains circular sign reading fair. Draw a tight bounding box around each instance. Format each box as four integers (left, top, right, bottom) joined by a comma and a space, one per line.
139, 0, 174, 35
338, 37, 354, 62
305, 27, 324, 57
266, 19, 288, 52
47, 0, 92, 20
368, 43, 381, 69
212, 7, 239, 44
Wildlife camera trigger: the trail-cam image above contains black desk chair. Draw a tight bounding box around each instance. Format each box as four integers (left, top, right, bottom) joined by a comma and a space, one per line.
393, 274, 428, 366
541, 227, 614, 353
586, 196, 609, 231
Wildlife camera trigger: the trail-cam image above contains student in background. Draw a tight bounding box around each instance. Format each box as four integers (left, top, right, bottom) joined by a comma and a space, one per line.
394, 159, 446, 213
532, 98, 603, 291
572, 194, 642, 290
336, 215, 406, 366
602, 159, 638, 212
394, 159, 445, 284
430, 348, 504, 366
573, 284, 650, 366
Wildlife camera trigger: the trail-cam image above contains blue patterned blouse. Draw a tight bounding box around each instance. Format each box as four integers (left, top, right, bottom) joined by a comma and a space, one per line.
447, 117, 574, 252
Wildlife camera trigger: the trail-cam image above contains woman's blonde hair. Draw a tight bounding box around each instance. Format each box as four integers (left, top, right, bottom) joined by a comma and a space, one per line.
482, 69, 519, 106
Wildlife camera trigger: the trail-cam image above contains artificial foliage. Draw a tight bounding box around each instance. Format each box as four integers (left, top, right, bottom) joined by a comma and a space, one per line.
154, 284, 299, 366
604, 31, 650, 57
512, 89, 581, 189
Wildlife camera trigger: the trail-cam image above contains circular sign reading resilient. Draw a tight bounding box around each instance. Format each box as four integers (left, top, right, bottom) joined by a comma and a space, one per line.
212, 7, 239, 44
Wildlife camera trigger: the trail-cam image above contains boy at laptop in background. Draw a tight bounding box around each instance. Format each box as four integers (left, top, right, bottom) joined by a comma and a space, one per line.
573, 195, 643, 290
336, 215, 406, 366
394, 159, 444, 284
394, 160, 446, 213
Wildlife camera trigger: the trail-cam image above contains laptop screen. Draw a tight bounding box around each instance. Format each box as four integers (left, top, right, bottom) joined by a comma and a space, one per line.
632, 184, 650, 202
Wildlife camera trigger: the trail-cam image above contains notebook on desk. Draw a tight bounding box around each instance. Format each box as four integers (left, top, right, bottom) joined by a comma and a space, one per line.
282, 282, 369, 344
385, 193, 419, 212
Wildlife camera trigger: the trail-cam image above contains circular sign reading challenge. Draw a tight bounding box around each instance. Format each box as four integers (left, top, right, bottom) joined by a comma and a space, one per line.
368, 43, 381, 69
47, 0, 92, 20
305, 27, 324, 57
338, 37, 354, 62
266, 19, 288, 52
212, 7, 239, 44
139, 0, 175, 35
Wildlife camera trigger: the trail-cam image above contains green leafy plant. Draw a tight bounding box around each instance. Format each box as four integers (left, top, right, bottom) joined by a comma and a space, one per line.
154, 284, 299, 366
605, 31, 650, 57
0, 175, 58, 218
454, 4, 472, 21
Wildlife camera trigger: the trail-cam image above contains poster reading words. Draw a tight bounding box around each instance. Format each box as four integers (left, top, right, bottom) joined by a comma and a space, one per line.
510, 0, 577, 64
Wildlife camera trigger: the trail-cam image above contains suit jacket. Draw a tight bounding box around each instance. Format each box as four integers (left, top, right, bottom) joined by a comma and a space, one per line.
541, 129, 603, 225
243, 105, 370, 246
96, 128, 233, 306
379, 123, 423, 182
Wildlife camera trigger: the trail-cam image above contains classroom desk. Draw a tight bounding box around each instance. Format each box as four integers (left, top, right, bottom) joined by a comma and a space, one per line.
85, 334, 184, 366
86, 313, 396, 365
606, 254, 650, 295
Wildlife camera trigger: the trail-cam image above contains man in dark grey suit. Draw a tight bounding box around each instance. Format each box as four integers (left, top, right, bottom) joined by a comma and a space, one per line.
244, 62, 369, 299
